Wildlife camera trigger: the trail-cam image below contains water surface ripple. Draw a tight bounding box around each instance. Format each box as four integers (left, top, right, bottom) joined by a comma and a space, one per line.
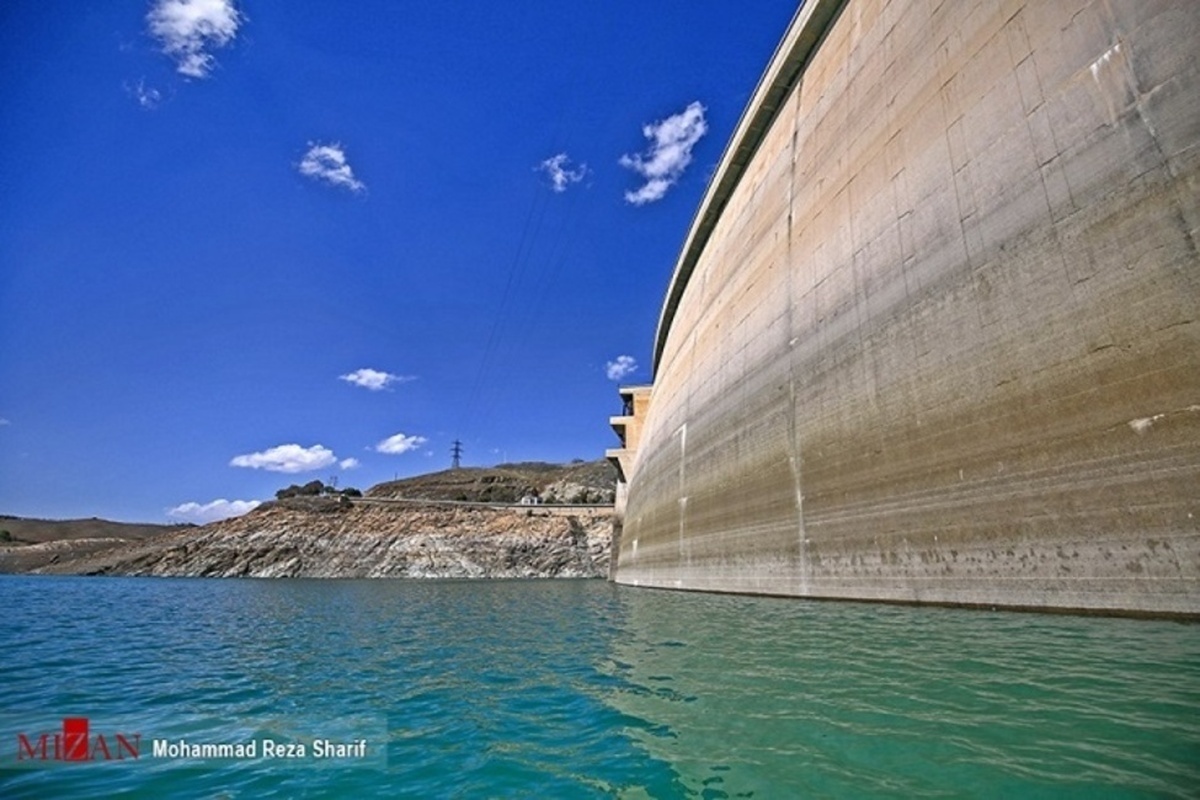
0, 577, 1196, 797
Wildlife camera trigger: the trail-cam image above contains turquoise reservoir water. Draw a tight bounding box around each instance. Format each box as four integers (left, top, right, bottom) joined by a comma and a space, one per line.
1, 576, 1197, 798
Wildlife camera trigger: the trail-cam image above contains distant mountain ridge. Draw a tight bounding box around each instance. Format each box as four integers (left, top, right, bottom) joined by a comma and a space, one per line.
0, 516, 184, 573
0, 515, 184, 544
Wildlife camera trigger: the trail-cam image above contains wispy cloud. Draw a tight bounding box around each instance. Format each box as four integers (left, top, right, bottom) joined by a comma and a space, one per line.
339, 368, 410, 391
619, 101, 708, 205
0, 418, 10, 427
375, 433, 427, 455
147, 0, 242, 79
606, 355, 638, 381
124, 79, 163, 109
298, 143, 366, 193
537, 153, 588, 192
339, 458, 360, 470
230, 443, 337, 473
168, 498, 260, 524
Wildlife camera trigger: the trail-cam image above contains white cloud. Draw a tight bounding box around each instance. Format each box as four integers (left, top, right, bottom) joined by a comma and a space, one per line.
230, 444, 337, 473
619, 101, 708, 205
168, 498, 260, 524
339, 368, 410, 391
606, 355, 638, 381
0, 418, 9, 427
537, 153, 588, 192
125, 79, 163, 109
339, 458, 360, 470
147, 0, 242, 79
298, 143, 366, 193
375, 433, 427, 455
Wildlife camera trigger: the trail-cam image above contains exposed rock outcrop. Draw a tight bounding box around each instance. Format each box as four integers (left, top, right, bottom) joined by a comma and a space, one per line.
36, 501, 612, 579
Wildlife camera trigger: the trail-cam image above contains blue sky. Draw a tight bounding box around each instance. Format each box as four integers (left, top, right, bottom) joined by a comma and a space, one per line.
0, 0, 797, 523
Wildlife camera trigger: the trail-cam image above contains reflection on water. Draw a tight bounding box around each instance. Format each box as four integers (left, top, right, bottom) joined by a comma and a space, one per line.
606, 588, 1200, 797
1, 576, 1196, 798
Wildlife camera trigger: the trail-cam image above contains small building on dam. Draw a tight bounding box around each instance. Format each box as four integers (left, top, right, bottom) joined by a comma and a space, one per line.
610, 0, 1199, 616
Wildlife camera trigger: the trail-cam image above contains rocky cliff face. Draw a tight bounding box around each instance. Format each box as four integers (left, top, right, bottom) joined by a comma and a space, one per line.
37, 500, 612, 579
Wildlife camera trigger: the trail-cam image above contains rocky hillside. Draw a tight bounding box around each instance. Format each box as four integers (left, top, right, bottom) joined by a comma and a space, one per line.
36, 498, 612, 579
368, 459, 618, 504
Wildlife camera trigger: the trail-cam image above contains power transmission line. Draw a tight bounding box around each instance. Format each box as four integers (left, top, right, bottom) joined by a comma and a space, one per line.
451, 439, 463, 470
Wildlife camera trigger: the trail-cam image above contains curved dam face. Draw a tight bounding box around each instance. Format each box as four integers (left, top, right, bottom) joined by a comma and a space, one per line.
614, 0, 1200, 615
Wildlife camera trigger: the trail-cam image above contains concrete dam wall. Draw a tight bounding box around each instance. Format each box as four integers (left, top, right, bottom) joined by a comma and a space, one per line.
613, 0, 1199, 615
